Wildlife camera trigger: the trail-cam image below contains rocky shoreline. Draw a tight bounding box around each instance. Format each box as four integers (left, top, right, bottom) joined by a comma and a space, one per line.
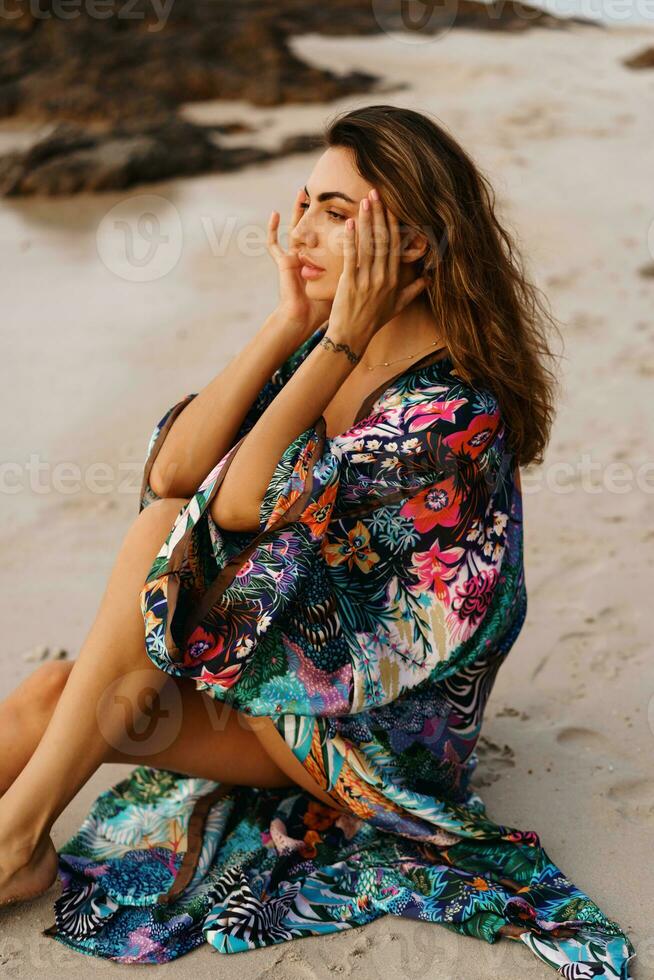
0, 0, 597, 196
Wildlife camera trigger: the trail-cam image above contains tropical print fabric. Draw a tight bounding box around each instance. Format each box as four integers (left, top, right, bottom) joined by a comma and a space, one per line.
42, 326, 636, 978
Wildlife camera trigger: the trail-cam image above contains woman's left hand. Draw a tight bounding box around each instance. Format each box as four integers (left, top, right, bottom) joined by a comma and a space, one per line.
268, 189, 333, 344
326, 189, 428, 353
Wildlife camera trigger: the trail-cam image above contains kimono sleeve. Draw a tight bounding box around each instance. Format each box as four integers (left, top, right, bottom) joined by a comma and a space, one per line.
138, 322, 328, 513
139, 381, 524, 718
316, 392, 524, 712
139, 415, 338, 701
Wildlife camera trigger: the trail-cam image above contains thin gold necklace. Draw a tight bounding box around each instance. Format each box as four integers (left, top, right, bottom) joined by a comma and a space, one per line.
361, 339, 443, 371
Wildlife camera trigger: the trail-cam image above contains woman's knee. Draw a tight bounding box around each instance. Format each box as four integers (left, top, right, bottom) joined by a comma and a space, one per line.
19, 660, 74, 719
125, 496, 190, 562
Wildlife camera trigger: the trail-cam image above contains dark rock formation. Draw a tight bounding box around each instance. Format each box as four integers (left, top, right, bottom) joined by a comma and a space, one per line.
0, 0, 598, 196
0, 118, 327, 195
623, 47, 654, 69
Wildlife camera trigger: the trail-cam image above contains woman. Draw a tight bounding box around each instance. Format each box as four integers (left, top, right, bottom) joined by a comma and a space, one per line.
0, 106, 635, 976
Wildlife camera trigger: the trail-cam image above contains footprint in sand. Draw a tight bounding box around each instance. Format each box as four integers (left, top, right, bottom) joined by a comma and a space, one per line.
495, 705, 530, 721
607, 779, 654, 828
535, 605, 640, 685
555, 729, 653, 829
555, 726, 613, 754
555, 724, 636, 765
471, 735, 516, 788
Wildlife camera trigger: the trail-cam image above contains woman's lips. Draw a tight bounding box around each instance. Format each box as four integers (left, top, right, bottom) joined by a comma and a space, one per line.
300, 262, 325, 279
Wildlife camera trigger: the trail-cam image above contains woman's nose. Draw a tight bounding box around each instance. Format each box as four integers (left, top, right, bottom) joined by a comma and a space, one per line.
290, 212, 316, 247
289, 222, 304, 246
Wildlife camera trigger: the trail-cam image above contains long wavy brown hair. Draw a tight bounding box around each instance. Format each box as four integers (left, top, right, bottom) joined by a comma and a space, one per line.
321, 104, 563, 468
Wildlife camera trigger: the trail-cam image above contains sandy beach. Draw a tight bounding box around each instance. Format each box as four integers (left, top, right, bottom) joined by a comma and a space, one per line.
1, 18, 653, 978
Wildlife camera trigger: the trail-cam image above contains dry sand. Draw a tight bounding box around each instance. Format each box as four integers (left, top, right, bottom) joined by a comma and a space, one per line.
1, 19, 653, 980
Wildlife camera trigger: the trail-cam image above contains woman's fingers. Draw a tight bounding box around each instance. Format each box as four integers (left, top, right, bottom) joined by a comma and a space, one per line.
267, 210, 285, 263
387, 209, 401, 285
342, 217, 357, 283
396, 274, 428, 313
370, 191, 390, 283
357, 195, 373, 282
289, 187, 306, 235
269, 193, 303, 264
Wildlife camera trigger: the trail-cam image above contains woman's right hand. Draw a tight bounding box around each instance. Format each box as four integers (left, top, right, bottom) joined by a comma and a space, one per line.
327, 189, 427, 354
267, 188, 332, 344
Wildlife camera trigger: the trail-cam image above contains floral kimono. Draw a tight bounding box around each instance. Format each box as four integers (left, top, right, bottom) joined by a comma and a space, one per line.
43, 325, 635, 978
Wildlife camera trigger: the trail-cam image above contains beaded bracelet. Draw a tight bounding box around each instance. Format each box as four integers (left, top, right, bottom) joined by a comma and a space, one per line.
318, 335, 361, 365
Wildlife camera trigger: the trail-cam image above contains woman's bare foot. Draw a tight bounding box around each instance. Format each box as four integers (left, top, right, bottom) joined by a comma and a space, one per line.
0, 834, 59, 908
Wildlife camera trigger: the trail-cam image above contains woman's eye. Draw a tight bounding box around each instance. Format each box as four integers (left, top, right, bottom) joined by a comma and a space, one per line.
298, 202, 345, 222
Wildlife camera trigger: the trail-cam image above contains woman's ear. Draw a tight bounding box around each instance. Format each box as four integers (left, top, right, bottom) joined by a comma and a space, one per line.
398, 225, 430, 264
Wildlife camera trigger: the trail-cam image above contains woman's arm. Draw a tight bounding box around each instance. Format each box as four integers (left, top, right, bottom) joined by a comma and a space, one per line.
149, 187, 336, 500
148, 310, 311, 499
211, 192, 427, 532
210, 326, 365, 531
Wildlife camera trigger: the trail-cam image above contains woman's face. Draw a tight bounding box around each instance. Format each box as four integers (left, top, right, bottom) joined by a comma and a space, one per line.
289, 146, 377, 301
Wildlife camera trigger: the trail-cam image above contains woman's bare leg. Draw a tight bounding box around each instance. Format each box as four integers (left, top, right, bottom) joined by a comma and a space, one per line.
0, 661, 75, 795
0, 496, 293, 906
0, 659, 296, 790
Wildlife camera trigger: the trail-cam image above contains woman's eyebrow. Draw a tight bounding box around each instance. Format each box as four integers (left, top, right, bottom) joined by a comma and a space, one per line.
304, 185, 356, 204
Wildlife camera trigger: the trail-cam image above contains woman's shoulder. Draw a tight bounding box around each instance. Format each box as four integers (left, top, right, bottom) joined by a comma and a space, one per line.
354, 355, 507, 465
